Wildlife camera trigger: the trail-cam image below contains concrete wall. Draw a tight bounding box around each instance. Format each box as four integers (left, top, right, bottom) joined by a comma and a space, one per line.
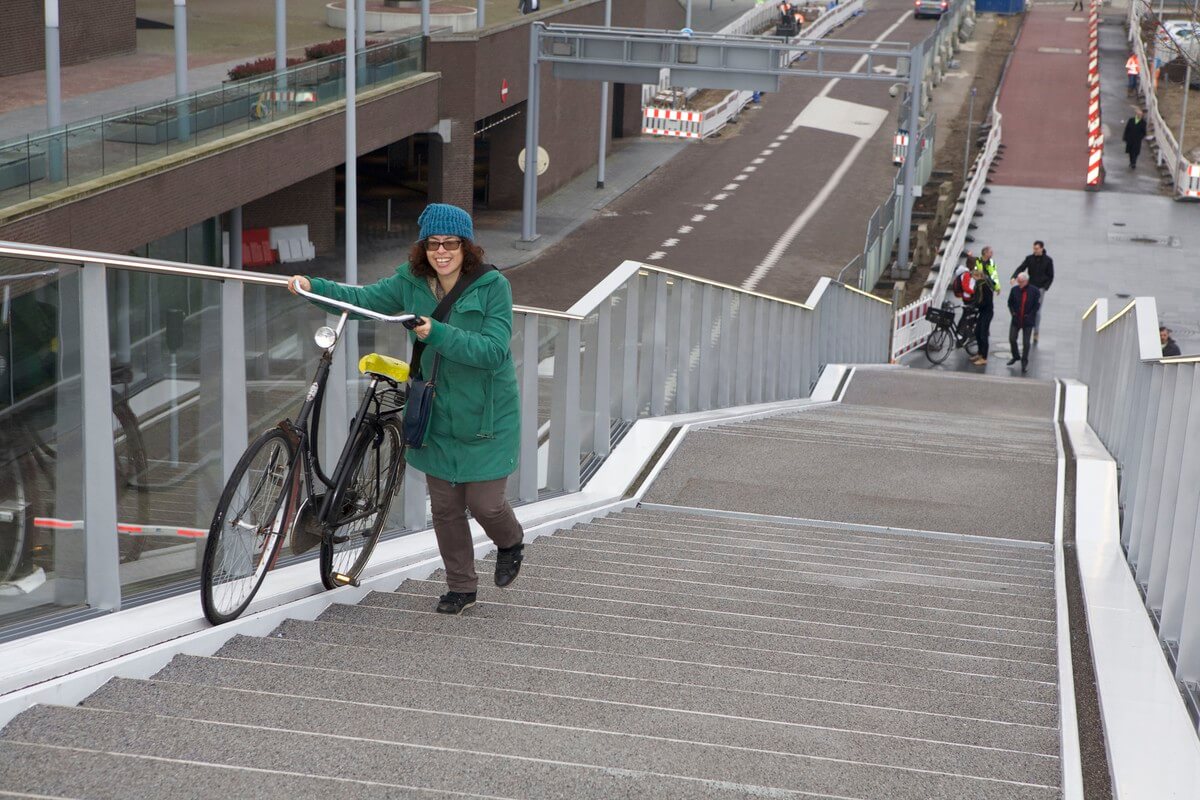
1, 0, 137, 78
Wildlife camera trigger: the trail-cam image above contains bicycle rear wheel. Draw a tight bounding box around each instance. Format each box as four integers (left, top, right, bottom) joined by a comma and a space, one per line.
924, 328, 954, 364
113, 402, 149, 564
320, 418, 404, 590
201, 427, 297, 624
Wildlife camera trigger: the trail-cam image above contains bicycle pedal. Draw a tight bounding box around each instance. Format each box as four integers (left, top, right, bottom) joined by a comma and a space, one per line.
329, 572, 360, 588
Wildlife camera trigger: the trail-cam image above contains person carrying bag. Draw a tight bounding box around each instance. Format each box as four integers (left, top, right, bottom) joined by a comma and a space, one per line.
289, 203, 525, 616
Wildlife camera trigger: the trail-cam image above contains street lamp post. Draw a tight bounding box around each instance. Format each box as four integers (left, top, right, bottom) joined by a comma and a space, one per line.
44, 0, 63, 181
275, 0, 287, 111
596, 0, 612, 189
895, 43, 924, 279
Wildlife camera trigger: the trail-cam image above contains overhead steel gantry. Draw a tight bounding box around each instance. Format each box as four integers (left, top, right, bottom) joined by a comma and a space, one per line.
520, 23, 926, 272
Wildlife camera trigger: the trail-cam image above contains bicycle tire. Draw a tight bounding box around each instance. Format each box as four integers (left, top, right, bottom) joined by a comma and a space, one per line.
924, 327, 954, 365
964, 335, 980, 358
201, 427, 297, 625
319, 418, 405, 591
113, 401, 149, 564
0, 452, 31, 585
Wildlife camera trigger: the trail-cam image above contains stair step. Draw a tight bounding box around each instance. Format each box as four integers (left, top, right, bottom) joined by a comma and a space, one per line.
441, 564, 1058, 634
563, 521, 1056, 584
81, 676, 1058, 787
401, 573, 1055, 646
361, 590, 1057, 676
211, 632, 1058, 727
510, 538, 1056, 603
0, 740, 409, 800
8, 704, 876, 800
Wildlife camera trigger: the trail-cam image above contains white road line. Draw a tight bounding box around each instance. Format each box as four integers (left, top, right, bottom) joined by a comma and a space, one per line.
722, 183, 740, 190
710, 195, 727, 202
760, 150, 774, 156
647, 251, 666, 261
662, 238, 680, 247
752, 158, 766, 164
692, 214, 707, 222
678, 226, 693, 234
775, 135, 788, 141
734, 174, 750, 181
768, 142, 782, 148
745, 12, 910, 292
745, 165, 758, 172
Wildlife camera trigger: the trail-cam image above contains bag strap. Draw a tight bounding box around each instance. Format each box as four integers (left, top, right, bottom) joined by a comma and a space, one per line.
411, 264, 497, 381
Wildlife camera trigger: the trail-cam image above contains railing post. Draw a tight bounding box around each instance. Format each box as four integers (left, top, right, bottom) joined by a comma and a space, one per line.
675, 281, 694, 414
1158, 363, 1200, 645
548, 319, 581, 492
735, 295, 753, 405
649, 273, 668, 416
593, 301, 612, 457
517, 314, 540, 502
220, 281, 249, 483
621, 277, 641, 420
80, 263, 121, 611
717, 290, 735, 408
696, 283, 715, 411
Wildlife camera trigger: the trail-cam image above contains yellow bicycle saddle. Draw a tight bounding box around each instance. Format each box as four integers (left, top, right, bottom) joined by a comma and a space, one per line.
358, 353, 410, 384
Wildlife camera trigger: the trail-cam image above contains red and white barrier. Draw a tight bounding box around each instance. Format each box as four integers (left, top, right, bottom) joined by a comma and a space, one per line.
35, 517, 207, 539
642, 107, 703, 138
1086, 0, 1103, 188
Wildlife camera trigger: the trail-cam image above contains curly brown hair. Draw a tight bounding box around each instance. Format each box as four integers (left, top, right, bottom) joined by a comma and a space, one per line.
408, 238, 487, 279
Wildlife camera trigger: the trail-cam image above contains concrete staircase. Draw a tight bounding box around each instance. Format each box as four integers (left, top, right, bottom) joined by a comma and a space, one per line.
1, 504, 1062, 799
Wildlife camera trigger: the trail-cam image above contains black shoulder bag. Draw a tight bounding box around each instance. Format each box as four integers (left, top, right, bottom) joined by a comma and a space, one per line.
402, 266, 496, 449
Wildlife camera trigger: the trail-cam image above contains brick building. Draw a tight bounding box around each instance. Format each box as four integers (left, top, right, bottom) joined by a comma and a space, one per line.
1, 0, 137, 77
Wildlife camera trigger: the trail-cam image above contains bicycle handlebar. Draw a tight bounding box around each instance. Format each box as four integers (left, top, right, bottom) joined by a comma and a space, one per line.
293, 283, 421, 327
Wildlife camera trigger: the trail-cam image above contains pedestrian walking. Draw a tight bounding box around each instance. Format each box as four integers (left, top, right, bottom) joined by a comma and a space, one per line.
969, 266, 997, 366
1161, 326, 1182, 357
1124, 109, 1147, 169
1006, 273, 1042, 374
1011, 240, 1054, 343
1072, 0, 1084, 11
289, 203, 525, 616
1126, 52, 1140, 94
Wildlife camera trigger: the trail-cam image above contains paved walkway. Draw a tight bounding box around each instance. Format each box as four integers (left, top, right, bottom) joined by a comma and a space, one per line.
905, 3, 1200, 378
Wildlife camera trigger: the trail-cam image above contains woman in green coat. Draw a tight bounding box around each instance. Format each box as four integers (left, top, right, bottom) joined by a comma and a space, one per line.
289, 203, 524, 615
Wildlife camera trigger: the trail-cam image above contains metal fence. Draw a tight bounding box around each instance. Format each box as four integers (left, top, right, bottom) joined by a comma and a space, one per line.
1079, 296, 1200, 720
890, 97, 1003, 360
0, 241, 891, 637
0, 36, 425, 211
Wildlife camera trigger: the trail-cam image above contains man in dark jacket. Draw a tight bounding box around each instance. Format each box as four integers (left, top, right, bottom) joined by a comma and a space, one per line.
1124, 110, 1147, 169
1011, 240, 1054, 343
1161, 326, 1182, 357
1006, 273, 1042, 373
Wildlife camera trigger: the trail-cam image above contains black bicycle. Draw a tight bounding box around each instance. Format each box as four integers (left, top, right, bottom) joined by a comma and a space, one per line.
924, 303, 980, 364
199, 289, 418, 625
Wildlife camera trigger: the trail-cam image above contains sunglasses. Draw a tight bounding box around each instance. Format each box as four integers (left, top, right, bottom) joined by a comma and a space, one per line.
424, 238, 463, 252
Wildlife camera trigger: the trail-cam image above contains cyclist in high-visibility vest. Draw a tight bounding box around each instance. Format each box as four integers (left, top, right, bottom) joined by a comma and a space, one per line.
1126, 53, 1139, 94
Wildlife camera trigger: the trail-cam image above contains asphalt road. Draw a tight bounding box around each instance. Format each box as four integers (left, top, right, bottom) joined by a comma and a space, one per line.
507, 0, 943, 310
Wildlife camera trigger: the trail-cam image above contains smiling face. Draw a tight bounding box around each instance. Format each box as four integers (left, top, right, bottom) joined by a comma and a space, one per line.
425, 237, 465, 284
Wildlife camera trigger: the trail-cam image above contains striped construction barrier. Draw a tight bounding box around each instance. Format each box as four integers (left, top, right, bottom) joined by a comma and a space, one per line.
1183, 163, 1200, 198
1086, 0, 1103, 188
643, 107, 703, 139
891, 297, 936, 359
35, 517, 208, 539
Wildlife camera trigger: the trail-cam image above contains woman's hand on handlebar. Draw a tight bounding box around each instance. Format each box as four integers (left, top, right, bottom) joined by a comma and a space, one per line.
288, 275, 311, 295
411, 317, 432, 340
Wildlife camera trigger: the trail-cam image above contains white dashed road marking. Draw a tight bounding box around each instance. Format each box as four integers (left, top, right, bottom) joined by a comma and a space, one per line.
723, 184, 740, 191
678, 226, 693, 234
647, 252, 666, 261
692, 214, 707, 222
663, 238, 680, 247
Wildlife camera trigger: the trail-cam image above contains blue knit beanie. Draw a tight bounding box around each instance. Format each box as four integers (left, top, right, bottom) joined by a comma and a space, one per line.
417, 203, 473, 242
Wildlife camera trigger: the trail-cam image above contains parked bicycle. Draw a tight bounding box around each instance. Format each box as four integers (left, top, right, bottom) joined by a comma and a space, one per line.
924, 303, 979, 364
199, 288, 417, 625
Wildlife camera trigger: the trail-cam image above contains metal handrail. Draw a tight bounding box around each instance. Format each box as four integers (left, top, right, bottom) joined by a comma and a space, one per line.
543, 23, 911, 50
0, 240, 581, 320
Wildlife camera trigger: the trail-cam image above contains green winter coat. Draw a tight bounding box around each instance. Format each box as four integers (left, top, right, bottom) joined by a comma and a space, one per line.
308, 264, 520, 484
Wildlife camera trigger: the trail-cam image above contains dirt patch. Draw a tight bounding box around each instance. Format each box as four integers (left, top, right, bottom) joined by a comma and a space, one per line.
894, 15, 1024, 306
1152, 72, 1200, 160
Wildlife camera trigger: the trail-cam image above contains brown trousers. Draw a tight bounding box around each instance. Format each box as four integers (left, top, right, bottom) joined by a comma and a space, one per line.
426, 475, 524, 593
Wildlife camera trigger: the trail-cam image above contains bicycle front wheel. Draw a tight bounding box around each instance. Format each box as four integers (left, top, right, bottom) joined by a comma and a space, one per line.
320, 418, 405, 590
201, 427, 297, 625
924, 328, 954, 365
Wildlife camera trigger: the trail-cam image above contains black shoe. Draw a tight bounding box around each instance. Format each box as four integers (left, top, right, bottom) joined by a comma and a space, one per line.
436, 591, 477, 615
494, 543, 524, 588
1021, 362, 1028, 373
1006, 357, 1019, 365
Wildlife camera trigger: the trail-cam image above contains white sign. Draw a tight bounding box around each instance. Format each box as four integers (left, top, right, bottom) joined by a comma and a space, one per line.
518, 146, 550, 176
